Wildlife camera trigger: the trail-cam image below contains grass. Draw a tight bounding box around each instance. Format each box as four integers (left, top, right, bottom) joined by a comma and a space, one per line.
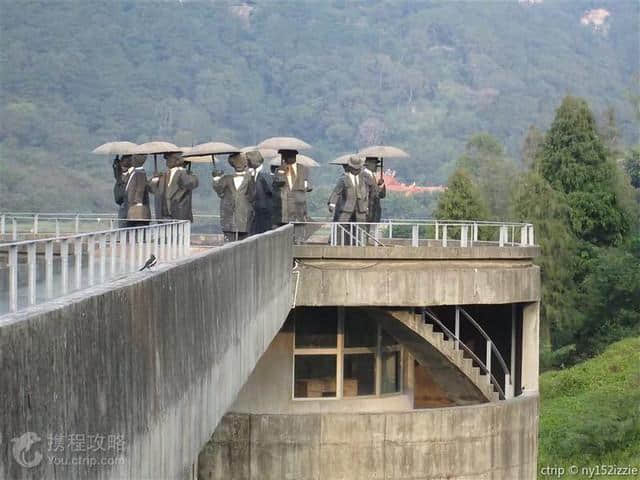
538, 336, 640, 479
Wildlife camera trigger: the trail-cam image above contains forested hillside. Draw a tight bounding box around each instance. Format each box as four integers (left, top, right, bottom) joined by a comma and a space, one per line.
0, 0, 638, 212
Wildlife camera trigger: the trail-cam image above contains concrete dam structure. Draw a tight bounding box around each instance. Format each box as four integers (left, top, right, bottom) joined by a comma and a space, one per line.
1, 218, 540, 480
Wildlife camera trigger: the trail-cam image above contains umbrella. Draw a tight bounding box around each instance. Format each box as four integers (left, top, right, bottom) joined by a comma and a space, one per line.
133, 141, 182, 172
182, 142, 240, 157
270, 154, 319, 168
181, 142, 240, 172
241, 145, 279, 159
329, 153, 358, 165
258, 136, 312, 151
91, 141, 138, 156
357, 145, 410, 180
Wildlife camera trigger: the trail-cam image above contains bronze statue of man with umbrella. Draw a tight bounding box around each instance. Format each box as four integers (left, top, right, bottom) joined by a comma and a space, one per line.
259, 137, 313, 228
357, 145, 409, 223
137, 142, 199, 222
92, 141, 138, 227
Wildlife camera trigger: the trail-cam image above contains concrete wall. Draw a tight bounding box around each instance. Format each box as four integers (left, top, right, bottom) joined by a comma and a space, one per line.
200, 395, 539, 480
0, 226, 293, 480
294, 245, 541, 306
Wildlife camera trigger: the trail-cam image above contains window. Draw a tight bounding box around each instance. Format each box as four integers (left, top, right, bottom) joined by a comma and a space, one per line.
293, 307, 402, 399
294, 355, 337, 398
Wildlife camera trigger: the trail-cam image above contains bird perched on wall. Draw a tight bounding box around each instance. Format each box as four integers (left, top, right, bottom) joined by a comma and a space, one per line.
139, 254, 157, 271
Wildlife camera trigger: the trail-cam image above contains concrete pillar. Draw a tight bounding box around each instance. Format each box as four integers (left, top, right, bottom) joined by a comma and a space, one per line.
521, 301, 539, 394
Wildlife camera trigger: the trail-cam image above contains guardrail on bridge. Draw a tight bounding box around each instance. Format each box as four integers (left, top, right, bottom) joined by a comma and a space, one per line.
0, 221, 190, 315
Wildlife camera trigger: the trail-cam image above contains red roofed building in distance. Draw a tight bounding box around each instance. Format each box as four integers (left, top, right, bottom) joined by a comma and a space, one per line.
382, 169, 445, 195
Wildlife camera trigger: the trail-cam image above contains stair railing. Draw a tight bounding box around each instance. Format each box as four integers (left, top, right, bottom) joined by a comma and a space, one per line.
423, 307, 511, 400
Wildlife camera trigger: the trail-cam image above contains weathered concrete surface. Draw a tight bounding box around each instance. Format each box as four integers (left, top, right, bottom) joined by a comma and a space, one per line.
294, 248, 541, 306
201, 395, 539, 480
0, 226, 293, 480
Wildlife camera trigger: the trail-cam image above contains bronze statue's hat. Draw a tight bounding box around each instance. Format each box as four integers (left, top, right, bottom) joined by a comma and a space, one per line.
347, 155, 365, 169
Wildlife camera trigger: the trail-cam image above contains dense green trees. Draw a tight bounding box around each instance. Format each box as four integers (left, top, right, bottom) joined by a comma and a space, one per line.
537, 96, 630, 246
0, 0, 638, 211
437, 94, 639, 359
512, 96, 639, 361
435, 168, 487, 221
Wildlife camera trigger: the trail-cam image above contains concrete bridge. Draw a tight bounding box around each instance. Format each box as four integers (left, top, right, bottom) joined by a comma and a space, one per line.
0, 218, 540, 479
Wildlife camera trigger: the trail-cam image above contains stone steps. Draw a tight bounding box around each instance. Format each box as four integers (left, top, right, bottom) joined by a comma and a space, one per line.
392, 311, 500, 402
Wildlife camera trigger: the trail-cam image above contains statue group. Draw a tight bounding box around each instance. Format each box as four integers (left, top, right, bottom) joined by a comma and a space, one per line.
109, 138, 392, 244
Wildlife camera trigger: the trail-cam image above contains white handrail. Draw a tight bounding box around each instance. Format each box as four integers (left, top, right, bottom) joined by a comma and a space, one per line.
292, 220, 536, 248
1, 221, 190, 315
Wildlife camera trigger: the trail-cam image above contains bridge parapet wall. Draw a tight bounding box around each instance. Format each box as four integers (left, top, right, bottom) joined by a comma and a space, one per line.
0, 226, 293, 480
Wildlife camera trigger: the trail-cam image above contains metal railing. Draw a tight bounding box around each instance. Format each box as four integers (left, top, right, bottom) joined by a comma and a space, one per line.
0, 212, 219, 238
293, 220, 535, 247
0, 221, 191, 315
423, 306, 513, 400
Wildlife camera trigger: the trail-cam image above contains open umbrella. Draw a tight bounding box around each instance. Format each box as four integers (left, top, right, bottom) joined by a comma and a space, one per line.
91, 141, 138, 156
270, 154, 319, 168
357, 145, 409, 180
133, 141, 182, 172
181, 142, 240, 172
258, 136, 312, 151
241, 145, 279, 159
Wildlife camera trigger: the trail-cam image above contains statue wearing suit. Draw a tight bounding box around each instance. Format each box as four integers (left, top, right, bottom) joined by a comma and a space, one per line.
212, 152, 256, 243
149, 153, 199, 222
125, 154, 152, 227
363, 157, 386, 223
272, 149, 312, 225
246, 151, 273, 234
113, 155, 131, 227
328, 155, 369, 222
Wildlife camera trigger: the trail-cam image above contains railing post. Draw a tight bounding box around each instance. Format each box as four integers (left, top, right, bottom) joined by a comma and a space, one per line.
454, 306, 460, 349
74, 237, 82, 290
528, 225, 534, 246
374, 223, 381, 243
75, 214, 80, 233
505, 374, 513, 399
129, 229, 136, 271
499, 226, 506, 247
33, 214, 39, 235
45, 240, 54, 300
119, 230, 127, 273
61, 239, 69, 294
442, 225, 448, 247
473, 222, 478, 243
88, 235, 95, 286
511, 304, 516, 397
1, 214, 5, 235
411, 224, 419, 247
27, 242, 36, 305
55, 218, 60, 238
185, 221, 191, 253
99, 234, 107, 282
159, 225, 166, 261
9, 245, 18, 312
388, 220, 393, 240
435, 221, 439, 241
520, 225, 527, 246
460, 225, 468, 248
486, 340, 492, 381
137, 228, 143, 267
12, 218, 17, 240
